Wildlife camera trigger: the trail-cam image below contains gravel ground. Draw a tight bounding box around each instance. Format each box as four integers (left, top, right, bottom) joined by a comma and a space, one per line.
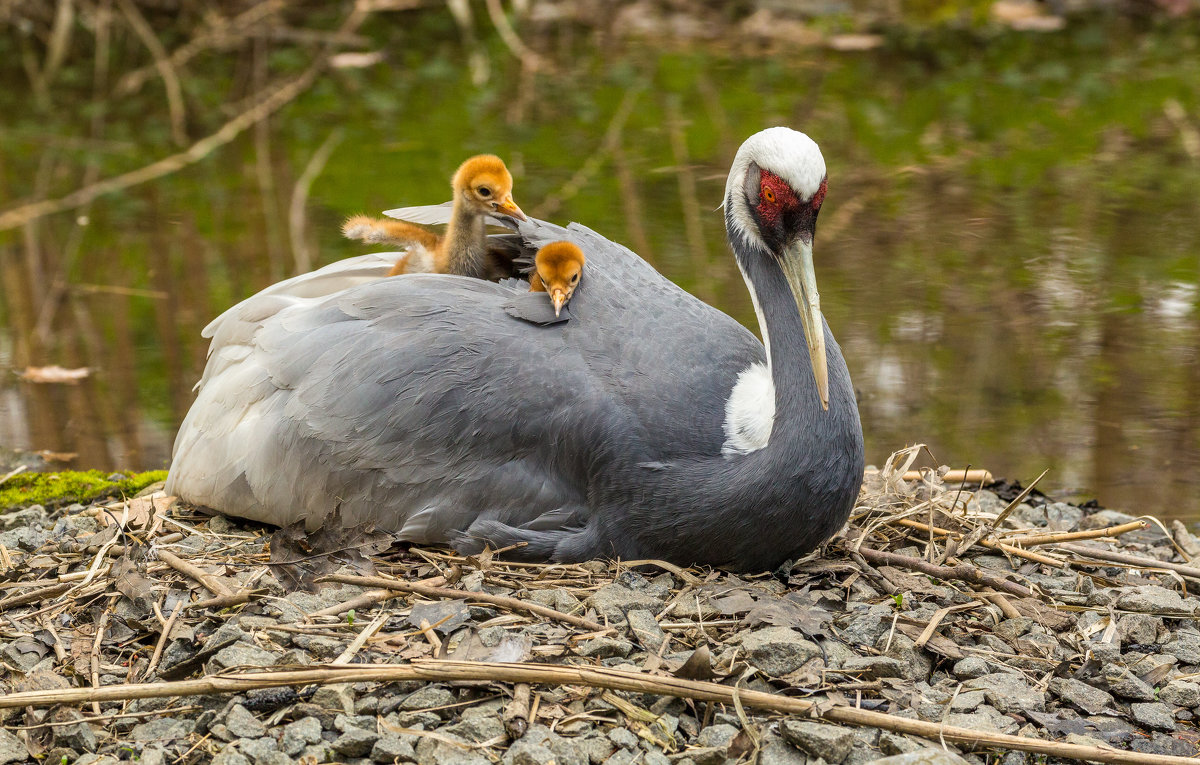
2, 457, 1200, 765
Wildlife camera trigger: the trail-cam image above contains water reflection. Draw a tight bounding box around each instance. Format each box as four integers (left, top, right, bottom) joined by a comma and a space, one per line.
1, 12, 1199, 520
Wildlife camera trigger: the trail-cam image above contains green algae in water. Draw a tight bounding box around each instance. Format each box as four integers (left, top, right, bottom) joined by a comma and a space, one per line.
0, 470, 168, 510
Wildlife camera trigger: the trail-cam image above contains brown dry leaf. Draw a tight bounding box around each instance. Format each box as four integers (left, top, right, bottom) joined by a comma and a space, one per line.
69, 625, 96, 678
18, 365, 90, 384
268, 510, 394, 592
744, 593, 831, 639
672, 645, 715, 681
727, 728, 756, 760
98, 494, 171, 530
111, 556, 156, 606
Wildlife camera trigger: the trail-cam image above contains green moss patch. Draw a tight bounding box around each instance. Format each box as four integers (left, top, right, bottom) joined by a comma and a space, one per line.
0, 470, 168, 510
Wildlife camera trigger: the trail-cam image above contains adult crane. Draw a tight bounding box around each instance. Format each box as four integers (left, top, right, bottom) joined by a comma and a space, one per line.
165, 127, 865, 572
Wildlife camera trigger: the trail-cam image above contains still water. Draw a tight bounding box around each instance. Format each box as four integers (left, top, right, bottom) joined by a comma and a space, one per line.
1, 12, 1199, 519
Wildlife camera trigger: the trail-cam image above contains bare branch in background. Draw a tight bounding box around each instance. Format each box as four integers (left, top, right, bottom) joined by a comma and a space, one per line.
116, 0, 189, 146
115, 0, 287, 96
483, 0, 546, 72
0, 5, 373, 234
289, 128, 344, 274
27, 0, 75, 106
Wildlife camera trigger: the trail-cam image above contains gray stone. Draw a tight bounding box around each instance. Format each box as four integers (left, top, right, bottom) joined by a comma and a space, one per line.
867, 750, 971, 765
696, 723, 739, 749
280, 716, 323, 755
372, 734, 417, 762
138, 747, 168, 765
601, 749, 642, 765
1162, 632, 1200, 665
291, 634, 345, 658
740, 627, 821, 676
504, 739, 555, 765
415, 736, 491, 765
576, 637, 634, 659
1118, 614, 1162, 645
685, 747, 730, 765
399, 685, 457, 711
963, 673, 1044, 714
839, 605, 892, 648
1050, 678, 1114, 715
627, 609, 668, 650
210, 643, 280, 670
949, 691, 985, 712
880, 633, 932, 681
1130, 732, 1196, 757
442, 714, 506, 743
512, 725, 588, 765
312, 684, 357, 714
1115, 587, 1192, 615
780, 720, 854, 763
951, 657, 991, 679
842, 656, 908, 679
0, 505, 47, 531
587, 583, 666, 623
130, 716, 195, 741
759, 732, 808, 765
993, 618, 1035, 642
237, 736, 279, 762
1131, 702, 1177, 732
0, 728, 28, 765
71, 757, 120, 765
211, 750, 252, 765
0, 525, 49, 551
50, 708, 97, 752
254, 753, 295, 765
335, 713, 377, 732
608, 726, 640, 749
225, 704, 267, 739
577, 733, 616, 763
333, 726, 380, 757
1100, 668, 1157, 701
878, 732, 926, 756
1160, 680, 1200, 708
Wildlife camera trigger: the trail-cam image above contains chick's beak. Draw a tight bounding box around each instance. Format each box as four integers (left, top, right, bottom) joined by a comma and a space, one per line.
550, 289, 567, 317
494, 195, 527, 221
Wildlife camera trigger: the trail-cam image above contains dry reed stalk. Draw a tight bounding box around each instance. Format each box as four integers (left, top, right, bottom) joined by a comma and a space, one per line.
156, 549, 234, 598
854, 546, 1032, 598
318, 573, 608, 633
895, 518, 1065, 567
0, 660, 1191, 765
1004, 520, 1146, 547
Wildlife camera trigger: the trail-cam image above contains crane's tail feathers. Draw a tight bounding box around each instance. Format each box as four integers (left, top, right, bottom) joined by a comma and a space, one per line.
451, 520, 599, 563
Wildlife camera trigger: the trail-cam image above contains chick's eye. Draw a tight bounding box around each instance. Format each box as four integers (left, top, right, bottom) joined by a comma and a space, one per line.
571, 274, 579, 283
761, 185, 776, 204
478, 187, 492, 197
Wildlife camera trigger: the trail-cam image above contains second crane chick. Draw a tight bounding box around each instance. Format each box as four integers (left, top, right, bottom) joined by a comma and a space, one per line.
530, 241, 586, 317
342, 154, 526, 280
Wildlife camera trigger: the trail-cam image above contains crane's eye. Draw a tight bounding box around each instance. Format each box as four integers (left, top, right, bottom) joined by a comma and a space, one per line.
761, 185, 776, 204
478, 187, 492, 197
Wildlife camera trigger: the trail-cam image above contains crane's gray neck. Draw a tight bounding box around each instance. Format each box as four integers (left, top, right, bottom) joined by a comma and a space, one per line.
444, 198, 488, 278
593, 208, 864, 571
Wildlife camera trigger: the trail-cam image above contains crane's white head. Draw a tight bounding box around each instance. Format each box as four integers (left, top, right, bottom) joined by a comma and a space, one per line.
724, 127, 830, 410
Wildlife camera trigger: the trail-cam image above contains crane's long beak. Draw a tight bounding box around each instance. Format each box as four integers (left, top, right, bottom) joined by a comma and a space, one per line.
495, 196, 527, 221
778, 237, 830, 411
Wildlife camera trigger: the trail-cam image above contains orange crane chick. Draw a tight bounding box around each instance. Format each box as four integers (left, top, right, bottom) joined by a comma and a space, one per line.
342, 154, 526, 281
529, 241, 585, 317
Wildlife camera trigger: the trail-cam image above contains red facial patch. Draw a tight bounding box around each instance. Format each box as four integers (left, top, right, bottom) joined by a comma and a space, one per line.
811, 177, 827, 210
756, 170, 801, 228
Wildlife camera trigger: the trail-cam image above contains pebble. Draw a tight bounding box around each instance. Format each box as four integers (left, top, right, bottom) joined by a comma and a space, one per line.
867, 750, 971, 765
780, 720, 855, 763
1131, 702, 1178, 732
1049, 678, 1114, 715
739, 627, 822, 676
1159, 679, 1200, 708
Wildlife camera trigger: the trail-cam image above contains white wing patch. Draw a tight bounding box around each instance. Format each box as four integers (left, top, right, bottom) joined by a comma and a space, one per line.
722, 362, 776, 456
